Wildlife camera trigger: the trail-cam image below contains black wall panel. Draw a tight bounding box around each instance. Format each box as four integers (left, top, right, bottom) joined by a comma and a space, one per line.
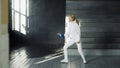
29, 0, 65, 45
66, 1, 120, 49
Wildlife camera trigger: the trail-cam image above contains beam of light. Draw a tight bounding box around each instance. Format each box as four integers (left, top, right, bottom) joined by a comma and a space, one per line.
45, 51, 63, 59
10, 48, 28, 68
14, 12, 20, 31
27, 0, 29, 17
21, 15, 26, 35
21, 0, 27, 15
14, 0, 19, 11
12, 0, 29, 35
34, 54, 63, 64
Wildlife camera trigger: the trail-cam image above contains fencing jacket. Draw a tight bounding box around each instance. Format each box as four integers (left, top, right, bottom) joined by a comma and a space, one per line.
65, 21, 81, 42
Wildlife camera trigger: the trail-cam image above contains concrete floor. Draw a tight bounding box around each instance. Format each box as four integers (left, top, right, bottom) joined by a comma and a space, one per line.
10, 50, 120, 68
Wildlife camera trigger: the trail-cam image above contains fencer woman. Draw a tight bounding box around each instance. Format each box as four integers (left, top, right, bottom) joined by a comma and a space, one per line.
61, 15, 87, 63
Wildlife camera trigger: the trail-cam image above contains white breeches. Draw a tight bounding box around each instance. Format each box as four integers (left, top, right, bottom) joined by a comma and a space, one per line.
63, 37, 86, 62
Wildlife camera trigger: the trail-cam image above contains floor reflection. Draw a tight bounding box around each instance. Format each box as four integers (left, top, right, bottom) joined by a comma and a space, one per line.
10, 45, 120, 68
9, 43, 62, 68
10, 54, 120, 68
10, 48, 29, 68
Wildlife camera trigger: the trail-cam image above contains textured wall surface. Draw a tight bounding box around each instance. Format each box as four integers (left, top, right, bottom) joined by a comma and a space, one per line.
66, 1, 120, 49
0, 0, 9, 68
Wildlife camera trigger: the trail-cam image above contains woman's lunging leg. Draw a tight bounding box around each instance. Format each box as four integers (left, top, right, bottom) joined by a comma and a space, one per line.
63, 44, 69, 60
61, 39, 74, 62
76, 42, 86, 63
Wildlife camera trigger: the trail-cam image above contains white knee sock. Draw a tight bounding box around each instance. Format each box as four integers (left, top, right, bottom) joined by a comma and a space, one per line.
77, 43, 86, 62
62, 39, 75, 61
63, 45, 68, 60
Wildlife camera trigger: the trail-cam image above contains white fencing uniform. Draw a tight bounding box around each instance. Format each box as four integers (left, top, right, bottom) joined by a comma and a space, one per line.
62, 20, 86, 63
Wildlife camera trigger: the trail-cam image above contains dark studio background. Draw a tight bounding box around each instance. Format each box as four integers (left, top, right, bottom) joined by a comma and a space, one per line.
9, 0, 120, 59
66, 0, 120, 49
9, 0, 65, 58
